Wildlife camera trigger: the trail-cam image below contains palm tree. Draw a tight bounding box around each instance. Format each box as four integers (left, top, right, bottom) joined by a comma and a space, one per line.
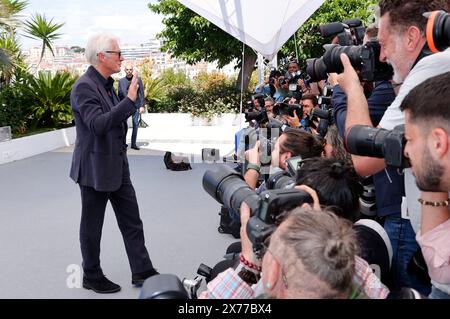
0, 33, 22, 83
23, 13, 64, 64
0, 0, 27, 68
0, 0, 28, 33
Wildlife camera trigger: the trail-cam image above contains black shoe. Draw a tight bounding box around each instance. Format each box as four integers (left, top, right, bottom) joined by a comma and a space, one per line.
83, 276, 121, 294
131, 145, 140, 150
132, 268, 159, 287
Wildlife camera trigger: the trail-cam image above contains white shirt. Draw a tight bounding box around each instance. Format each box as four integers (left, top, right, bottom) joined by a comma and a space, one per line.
378, 48, 450, 294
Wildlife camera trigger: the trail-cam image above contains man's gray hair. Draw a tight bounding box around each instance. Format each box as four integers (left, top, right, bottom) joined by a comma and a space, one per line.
273, 208, 357, 298
85, 33, 118, 66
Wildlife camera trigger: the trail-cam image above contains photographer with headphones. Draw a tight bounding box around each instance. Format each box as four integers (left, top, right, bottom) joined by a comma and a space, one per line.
338, 0, 450, 297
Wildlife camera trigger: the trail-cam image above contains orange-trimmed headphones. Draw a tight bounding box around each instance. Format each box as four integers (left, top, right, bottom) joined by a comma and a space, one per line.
425, 10, 449, 53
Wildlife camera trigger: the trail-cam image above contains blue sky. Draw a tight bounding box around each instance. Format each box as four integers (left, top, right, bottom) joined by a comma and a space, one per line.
19, 0, 164, 48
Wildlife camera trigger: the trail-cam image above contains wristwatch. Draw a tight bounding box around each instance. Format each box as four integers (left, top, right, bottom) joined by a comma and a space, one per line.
236, 264, 260, 285
246, 163, 261, 174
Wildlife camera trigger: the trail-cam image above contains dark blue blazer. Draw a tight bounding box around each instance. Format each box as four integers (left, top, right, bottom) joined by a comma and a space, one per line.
70, 66, 136, 192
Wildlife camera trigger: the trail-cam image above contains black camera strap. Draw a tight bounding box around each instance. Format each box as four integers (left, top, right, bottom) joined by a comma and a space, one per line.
412, 42, 433, 70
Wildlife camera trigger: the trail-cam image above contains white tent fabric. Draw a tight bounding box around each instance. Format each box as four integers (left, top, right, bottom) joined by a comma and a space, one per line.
178, 0, 326, 60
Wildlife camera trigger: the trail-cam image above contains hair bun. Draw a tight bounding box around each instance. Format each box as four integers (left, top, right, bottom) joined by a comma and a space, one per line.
330, 162, 345, 178
324, 239, 348, 270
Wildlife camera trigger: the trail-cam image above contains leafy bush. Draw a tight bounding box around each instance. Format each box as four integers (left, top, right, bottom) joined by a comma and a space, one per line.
145, 68, 252, 118
0, 83, 29, 134
0, 69, 34, 134
24, 71, 77, 128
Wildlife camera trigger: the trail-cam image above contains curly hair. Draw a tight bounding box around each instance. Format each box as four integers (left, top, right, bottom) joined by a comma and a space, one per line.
379, 0, 450, 33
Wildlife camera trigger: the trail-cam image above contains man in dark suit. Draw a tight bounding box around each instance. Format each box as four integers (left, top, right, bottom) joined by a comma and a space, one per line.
118, 64, 145, 150
70, 33, 158, 294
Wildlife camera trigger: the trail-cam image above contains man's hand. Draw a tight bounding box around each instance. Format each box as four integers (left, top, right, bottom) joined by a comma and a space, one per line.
270, 138, 281, 169
327, 72, 339, 87
286, 112, 301, 127
139, 106, 145, 114
127, 70, 139, 102
245, 140, 261, 166
295, 184, 321, 210
337, 54, 362, 95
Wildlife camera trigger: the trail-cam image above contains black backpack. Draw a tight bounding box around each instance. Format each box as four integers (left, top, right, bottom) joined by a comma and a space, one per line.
217, 206, 240, 239
163, 151, 192, 171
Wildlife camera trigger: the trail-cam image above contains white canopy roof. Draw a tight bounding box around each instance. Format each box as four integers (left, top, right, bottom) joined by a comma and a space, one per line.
178, 0, 326, 60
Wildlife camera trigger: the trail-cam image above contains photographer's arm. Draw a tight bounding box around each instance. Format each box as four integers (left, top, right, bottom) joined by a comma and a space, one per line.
337, 54, 372, 131
244, 141, 261, 190
286, 113, 301, 128
337, 53, 387, 176
198, 202, 260, 299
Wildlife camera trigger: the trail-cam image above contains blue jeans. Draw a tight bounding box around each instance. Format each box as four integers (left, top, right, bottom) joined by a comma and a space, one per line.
131, 111, 139, 147
429, 286, 450, 299
384, 214, 431, 295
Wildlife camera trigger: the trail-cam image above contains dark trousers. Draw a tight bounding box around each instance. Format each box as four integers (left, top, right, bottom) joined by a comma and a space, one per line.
131, 111, 139, 147
79, 158, 153, 280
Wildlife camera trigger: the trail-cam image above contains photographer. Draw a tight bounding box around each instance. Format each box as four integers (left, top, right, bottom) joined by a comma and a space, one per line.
273, 75, 290, 102
244, 129, 323, 190
339, 0, 450, 294
323, 125, 352, 162
255, 69, 281, 98
200, 204, 359, 299
295, 158, 362, 222
331, 25, 409, 292
203, 157, 389, 298
338, 0, 450, 296
400, 72, 450, 298
281, 94, 318, 129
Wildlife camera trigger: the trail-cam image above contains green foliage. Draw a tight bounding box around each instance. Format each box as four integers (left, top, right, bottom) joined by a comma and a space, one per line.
280, 0, 378, 67
23, 13, 64, 63
0, 85, 28, 133
150, 0, 377, 80
0, 32, 22, 82
148, 0, 255, 90
1, 0, 28, 81
0, 68, 33, 134
0, 0, 75, 136
149, 0, 246, 68
0, 0, 28, 33
154, 84, 194, 113
150, 70, 250, 120
23, 71, 77, 128
139, 60, 192, 112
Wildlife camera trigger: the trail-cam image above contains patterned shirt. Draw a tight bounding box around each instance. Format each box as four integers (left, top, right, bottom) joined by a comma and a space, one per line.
199, 256, 389, 299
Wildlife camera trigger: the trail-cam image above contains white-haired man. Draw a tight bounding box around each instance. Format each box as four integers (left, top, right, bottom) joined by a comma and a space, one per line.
70, 33, 158, 293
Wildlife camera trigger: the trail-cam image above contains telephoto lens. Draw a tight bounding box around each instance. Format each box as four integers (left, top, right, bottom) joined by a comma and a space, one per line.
266, 171, 296, 190
203, 165, 261, 214
345, 124, 410, 168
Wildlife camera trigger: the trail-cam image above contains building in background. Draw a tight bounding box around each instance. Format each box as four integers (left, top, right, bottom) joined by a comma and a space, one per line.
23, 38, 237, 79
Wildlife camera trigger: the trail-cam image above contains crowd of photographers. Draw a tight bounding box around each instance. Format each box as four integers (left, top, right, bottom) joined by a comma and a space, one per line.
140, 0, 450, 299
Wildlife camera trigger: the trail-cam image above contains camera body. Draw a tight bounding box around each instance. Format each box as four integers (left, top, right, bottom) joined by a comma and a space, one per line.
244, 94, 269, 124
203, 165, 312, 257
266, 156, 304, 190
307, 39, 393, 82
272, 102, 303, 119
246, 188, 312, 257
345, 124, 410, 168
320, 18, 365, 46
